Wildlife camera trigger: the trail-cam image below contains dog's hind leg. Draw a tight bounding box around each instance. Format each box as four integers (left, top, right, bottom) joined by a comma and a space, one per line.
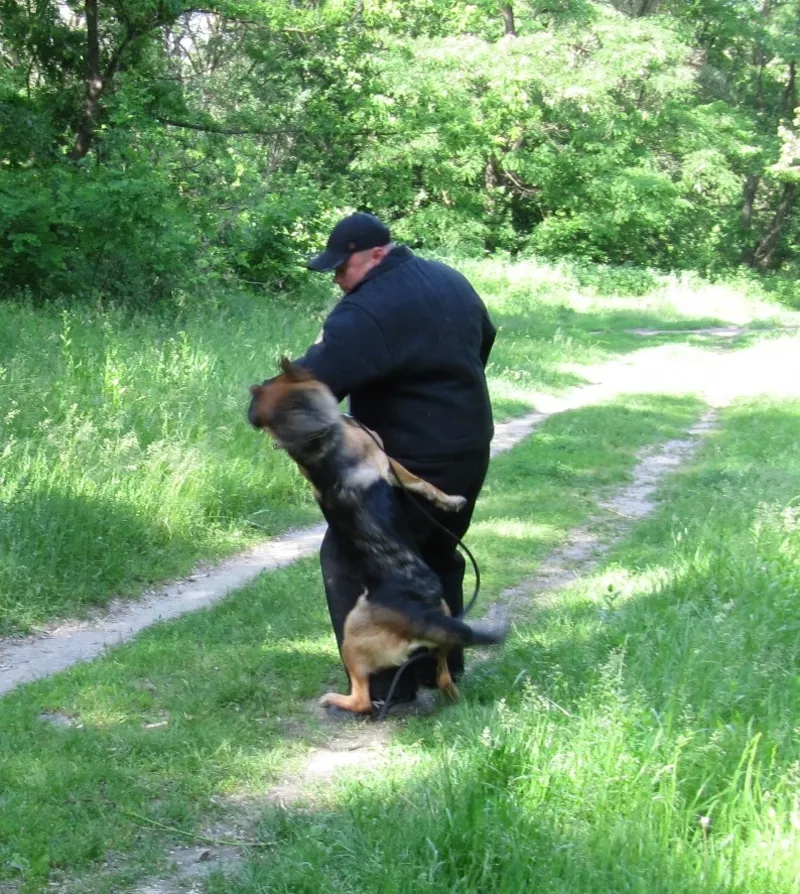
436, 651, 459, 702
319, 596, 375, 714
319, 639, 373, 714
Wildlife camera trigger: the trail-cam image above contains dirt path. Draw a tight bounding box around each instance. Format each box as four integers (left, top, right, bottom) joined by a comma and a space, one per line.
591, 325, 799, 338
2, 327, 798, 699
126, 408, 723, 894
499, 409, 718, 614
12, 326, 796, 893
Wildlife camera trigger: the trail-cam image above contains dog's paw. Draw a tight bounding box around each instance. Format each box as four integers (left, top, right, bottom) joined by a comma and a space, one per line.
440, 680, 460, 702
319, 692, 372, 714
440, 494, 468, 513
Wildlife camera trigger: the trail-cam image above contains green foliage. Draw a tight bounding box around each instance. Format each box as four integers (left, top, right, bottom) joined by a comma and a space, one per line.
1, 0, 798, 304
0, 162, 200, 304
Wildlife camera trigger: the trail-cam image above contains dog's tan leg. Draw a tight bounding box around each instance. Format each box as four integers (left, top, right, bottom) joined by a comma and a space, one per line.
319, 640, 373, 714
387, 458, 467, 513
436, 651, 460, 702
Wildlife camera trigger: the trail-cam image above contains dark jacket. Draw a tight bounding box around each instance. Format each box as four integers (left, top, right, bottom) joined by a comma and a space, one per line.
296, 245, 496, 461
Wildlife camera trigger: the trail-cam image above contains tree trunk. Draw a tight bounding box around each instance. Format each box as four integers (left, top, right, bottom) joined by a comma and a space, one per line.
69, 0, 102, 160
69, 4, 169, 160
782, 60, 796, 117
741, 175, 759, 230
501, 4, 517, 37
755, 50, 767, 110
750, 181, 797, 269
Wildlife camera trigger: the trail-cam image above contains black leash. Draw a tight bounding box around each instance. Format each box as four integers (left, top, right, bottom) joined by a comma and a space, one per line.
344, 416, 482, 722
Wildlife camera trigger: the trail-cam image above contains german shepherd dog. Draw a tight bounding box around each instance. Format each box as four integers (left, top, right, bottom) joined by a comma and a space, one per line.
248, 359, 509, 715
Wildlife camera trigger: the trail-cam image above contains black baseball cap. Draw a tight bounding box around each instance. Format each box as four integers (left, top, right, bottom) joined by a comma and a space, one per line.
306, 212, 391, 272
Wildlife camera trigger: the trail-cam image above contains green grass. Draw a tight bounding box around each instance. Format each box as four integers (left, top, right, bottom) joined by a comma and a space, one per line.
0, 393, 704, 892
2, 257, 796, 633
0, 297, 325, 634
2, 258, 798, 892
208, 397, 800, 894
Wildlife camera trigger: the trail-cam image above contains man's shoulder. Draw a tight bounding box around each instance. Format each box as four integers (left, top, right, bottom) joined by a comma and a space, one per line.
362, 251, 465, 293
348, 248, 479, 314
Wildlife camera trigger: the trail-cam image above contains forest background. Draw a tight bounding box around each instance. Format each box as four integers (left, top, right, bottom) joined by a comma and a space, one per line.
2, 0, 799, 308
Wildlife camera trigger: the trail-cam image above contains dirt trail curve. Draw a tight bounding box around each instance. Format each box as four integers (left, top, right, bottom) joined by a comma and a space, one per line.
127, 408, 723, 894
1, 325, 798, 698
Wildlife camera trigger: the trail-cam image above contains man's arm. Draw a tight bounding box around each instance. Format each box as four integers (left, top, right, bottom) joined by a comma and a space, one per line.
294, 301, 393, 400
479, 304, 497, 368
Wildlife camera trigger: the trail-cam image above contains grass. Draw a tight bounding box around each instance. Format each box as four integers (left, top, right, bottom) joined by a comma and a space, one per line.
0, 297, 323, 633
0, 392, 704, 892
2, 253, 799, 891
2, 256, 797, 633
207, 397, 800, 894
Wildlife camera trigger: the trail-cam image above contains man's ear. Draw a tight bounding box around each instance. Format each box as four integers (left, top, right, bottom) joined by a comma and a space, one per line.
279, 357, 313, 382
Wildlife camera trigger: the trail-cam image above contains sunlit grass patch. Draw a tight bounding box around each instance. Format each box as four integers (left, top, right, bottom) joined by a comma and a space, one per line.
466, 394, 704, 599
461, 254, 799, 328
0, 393, 705, 891
209, 397, 800, 894
0, 299, 324, 633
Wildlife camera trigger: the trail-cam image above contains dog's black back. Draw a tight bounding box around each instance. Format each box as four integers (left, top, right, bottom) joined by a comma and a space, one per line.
249, 369, 505, 649
316, 472, 443, 609
303, 446, 500, 648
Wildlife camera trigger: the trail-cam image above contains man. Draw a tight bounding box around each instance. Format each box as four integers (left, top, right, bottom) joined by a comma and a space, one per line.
294, 211, 496, 718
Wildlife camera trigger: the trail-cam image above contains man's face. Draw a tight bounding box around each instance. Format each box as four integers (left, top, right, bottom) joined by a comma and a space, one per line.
333, 246, 387, 293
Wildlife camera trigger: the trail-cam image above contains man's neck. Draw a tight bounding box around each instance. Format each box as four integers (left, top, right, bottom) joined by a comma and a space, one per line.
348, 244, 411, 294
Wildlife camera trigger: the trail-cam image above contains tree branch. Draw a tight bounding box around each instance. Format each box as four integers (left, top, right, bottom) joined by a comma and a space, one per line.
153, 116, 442, 140
154, 115, 298, 136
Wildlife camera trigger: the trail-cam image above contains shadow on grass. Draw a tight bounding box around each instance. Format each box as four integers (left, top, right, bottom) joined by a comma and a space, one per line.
0, 558, 337, 888
755, 272, 800, 310
0, 462, 320, 634
204, 736, 771, 894
0, 488, 200, 634
209, 765, 729, 894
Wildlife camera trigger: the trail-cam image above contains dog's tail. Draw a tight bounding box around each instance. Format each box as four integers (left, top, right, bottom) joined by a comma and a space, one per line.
415, 603, 510, 648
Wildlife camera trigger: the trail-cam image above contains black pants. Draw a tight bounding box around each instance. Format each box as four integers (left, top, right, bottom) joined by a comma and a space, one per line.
319, 445, 491, 704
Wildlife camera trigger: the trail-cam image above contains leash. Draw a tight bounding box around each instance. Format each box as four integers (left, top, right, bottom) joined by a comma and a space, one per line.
343, 415, 482, 721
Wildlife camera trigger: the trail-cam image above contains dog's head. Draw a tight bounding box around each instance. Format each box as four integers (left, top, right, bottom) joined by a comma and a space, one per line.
248, 358, 340, 453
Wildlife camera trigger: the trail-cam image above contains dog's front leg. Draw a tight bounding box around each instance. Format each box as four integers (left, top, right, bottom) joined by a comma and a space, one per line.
387, 458, 467, 513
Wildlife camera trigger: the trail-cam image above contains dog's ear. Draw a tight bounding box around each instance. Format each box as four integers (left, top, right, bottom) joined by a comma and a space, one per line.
249, 384, 263, 396
279, 357, 313, 382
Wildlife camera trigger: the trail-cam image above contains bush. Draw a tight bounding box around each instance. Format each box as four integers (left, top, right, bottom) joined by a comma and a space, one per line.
0, 164, 201, 306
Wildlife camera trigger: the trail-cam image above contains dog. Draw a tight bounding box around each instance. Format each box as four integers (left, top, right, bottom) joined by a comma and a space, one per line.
248, 358, 508, 714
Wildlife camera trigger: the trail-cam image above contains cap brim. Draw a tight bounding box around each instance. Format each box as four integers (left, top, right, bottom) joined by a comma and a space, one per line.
306, 249, 350, 272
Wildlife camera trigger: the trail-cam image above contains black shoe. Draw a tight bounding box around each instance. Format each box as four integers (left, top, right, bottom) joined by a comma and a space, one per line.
371, 691, 438, 721
324, 704, 369, 723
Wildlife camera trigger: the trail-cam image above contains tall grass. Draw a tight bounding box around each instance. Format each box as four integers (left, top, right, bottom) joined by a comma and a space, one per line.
211, 398, 800, 894
1, 260, 796, 633
0, 297, 324, 632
